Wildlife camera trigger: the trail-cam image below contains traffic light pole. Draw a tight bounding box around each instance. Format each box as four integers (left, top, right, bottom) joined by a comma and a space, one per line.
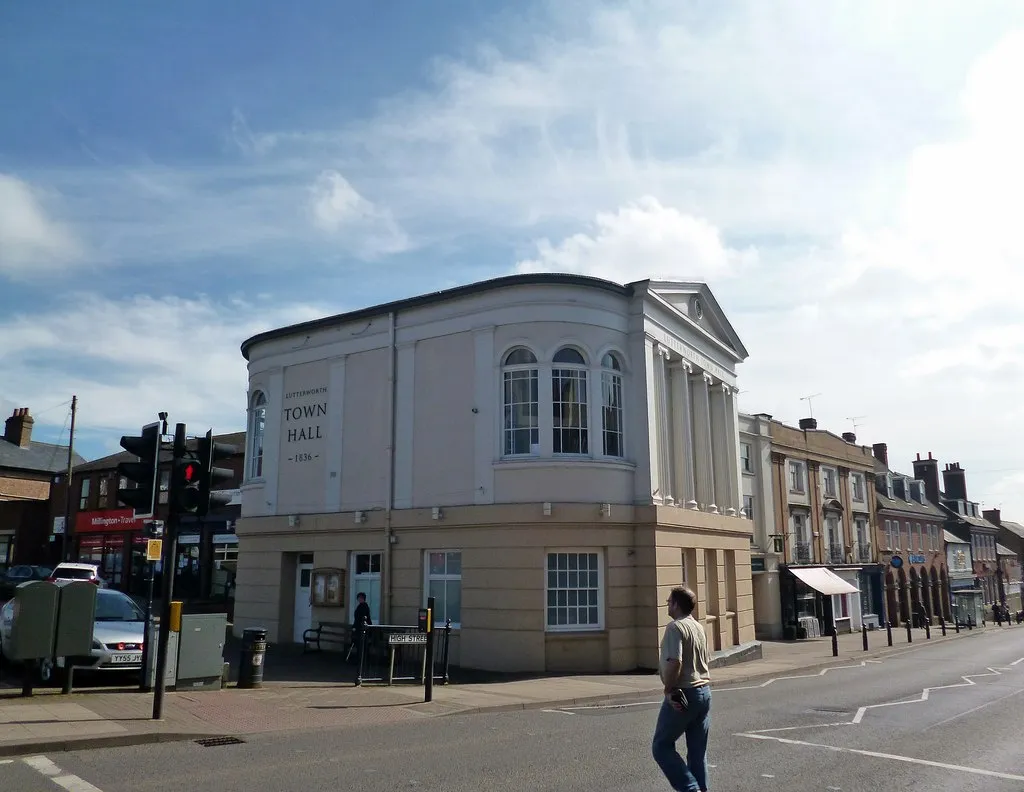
152, 422, 185, 721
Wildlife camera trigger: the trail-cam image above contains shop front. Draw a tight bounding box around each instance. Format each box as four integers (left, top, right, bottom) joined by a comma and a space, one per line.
779, 565, 861, 639
73, 509, 152, 598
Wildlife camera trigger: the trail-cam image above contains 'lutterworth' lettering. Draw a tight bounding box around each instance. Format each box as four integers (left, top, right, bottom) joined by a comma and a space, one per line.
284, 401, 327, 443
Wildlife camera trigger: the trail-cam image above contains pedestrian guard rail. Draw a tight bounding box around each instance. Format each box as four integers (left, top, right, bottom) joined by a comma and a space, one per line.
355, 620, 451, 686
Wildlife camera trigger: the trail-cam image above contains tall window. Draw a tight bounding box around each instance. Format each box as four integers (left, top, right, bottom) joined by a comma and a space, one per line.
502, 348, 539, 456
79, 478, 90, 510
823, 468, 837, 497
789, 461, 805, 493
852, 473, 865, 502
546, 551, 602, 631
600, 352, 623, 457
552, 347, 588, 454
740, 443, 752, 473
425, 551, 462, 628
743, 494, 754, 521
351, 551, 382, 624
248, 391, 267, 478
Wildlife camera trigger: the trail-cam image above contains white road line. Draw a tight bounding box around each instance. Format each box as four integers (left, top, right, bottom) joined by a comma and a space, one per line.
22, 756, 105, 792
923, 686, 1024, 730
851, 666, 1007, 724
714, 660, 882, 693
735, 732, 1024, 782
1011, 657, 1024, 666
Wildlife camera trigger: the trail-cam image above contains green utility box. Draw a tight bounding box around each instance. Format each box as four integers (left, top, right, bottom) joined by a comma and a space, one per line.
54, 582, 98, 658
9, 582, 59, 661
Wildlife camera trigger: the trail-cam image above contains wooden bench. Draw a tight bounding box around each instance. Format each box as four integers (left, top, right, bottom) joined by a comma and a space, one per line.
302, 621, 350, 653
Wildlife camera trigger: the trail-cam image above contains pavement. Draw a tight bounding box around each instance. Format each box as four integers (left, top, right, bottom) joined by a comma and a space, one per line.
3, 622, 1022, 792
0, 619, 1004, 759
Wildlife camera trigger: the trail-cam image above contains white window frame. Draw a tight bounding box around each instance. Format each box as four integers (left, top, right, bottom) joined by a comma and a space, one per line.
823, 467, 837, 498
855, 517, 868, 549
740, 443, 752, 473
501, 347, 540, 457
545, 549, 604, 632
743, 494, 754, 521
851, 473, 865, 502
789, 461, 805, 494
247, 390, 267, 479
79, 478, 90, 510
423, 550, 462, 629
884, 519, 892, 549
551, 347, 589, 456
599, 352, 624, 458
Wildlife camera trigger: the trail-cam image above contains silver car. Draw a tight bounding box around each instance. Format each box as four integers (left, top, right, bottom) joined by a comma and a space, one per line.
0, 584, 146, 684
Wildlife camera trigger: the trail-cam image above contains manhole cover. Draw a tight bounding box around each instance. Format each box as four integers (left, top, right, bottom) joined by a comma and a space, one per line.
194, 736, 247, 747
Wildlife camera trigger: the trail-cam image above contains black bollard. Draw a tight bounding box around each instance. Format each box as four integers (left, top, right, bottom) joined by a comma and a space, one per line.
940, 616, 946, 636
955, 618, 960, 633
924, 619, 931, 639
906, 619, 913, 643
862, 623, 868, 651
831, 624, 839, 657
886, 619, 893, 647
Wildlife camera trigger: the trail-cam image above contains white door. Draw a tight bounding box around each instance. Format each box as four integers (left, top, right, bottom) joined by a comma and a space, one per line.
293, 555, 314, 643
350, 551, 382, 625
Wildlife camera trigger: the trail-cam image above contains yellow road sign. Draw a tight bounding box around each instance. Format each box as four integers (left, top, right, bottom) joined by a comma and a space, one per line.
146, 539, 163, 562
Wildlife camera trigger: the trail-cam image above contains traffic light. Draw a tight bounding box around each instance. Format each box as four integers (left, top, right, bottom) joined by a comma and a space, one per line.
116, 422, 162, 519
172, 454, 203, 513
196, 429, 236, 516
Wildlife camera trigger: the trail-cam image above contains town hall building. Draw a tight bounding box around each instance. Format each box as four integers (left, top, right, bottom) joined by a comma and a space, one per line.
232, 273, 757, 673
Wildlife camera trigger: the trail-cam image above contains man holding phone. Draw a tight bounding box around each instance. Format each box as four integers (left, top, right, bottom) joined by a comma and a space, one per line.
652, 586, 713, 792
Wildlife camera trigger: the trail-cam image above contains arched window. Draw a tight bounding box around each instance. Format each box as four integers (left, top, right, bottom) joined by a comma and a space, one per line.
248, 391, 267, 478
502, 348, 539, 456
600, 352, 623, 457
552, 346, 588, 454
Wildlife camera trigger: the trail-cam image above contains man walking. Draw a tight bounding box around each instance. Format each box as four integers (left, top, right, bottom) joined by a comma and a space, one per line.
652, 586, 712, 792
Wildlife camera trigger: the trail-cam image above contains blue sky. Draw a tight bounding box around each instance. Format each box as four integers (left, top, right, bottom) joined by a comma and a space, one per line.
3, 1, 1024, 514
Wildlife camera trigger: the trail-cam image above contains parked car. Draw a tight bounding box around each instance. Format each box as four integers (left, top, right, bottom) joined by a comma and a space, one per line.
48, 562, 106, 587
0, 564, 52, 600
0, 583, 145, 684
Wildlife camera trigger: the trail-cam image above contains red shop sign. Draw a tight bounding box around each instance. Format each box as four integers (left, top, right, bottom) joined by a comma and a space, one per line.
75, 509, 146, 534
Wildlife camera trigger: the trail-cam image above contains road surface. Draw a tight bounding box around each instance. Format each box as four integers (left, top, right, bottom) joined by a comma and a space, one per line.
5, 627, 1024, 791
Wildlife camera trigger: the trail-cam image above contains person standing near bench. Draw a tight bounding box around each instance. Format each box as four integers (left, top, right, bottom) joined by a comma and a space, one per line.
652, 585, 712, 792
347, 592, 372, 662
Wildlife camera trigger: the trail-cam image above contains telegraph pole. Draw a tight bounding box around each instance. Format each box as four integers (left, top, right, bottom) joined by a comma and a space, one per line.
61, 395, 78, 562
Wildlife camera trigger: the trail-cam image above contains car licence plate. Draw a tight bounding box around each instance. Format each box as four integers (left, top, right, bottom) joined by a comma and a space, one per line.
111, 652, 142, 664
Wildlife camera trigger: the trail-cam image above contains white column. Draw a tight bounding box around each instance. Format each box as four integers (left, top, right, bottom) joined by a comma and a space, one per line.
670, 362, 697, 509
725, 386, 742, 516
709, 381, 732, 514
324, 356, 346, 511
645, 338, 662, 504
655, 344, 674, 505
690, 370, 716, 512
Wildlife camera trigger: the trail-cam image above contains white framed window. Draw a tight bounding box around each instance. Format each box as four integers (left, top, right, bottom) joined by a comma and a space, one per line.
894, 520, 902, 550
545, 550, 603, 631
350, 551, 382, 624
248, 390, 267, 478
600, 352, 624, 458
884, 519, 892, 549
823, 468, 837, 497
789, 461, 805, 493
852, 473, 865, 502
743, 494, 754, 521
502, 347, 539, 456
915, 523, 922, 551
424, 551, 462, 629
855, 517, 868, 548
551, 347, 589, 455
740, 443, 752, 473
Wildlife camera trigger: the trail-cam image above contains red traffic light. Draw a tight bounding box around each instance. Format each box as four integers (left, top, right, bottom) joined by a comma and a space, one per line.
183, 463, 197, 483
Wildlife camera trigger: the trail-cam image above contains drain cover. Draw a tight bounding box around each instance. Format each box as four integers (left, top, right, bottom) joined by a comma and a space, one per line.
194, 736, 247, 747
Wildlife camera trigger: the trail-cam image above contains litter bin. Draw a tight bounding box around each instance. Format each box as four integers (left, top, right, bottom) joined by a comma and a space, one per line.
238, 627, 267, 689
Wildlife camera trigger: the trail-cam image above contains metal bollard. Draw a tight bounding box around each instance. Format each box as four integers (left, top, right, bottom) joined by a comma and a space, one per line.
862, 623, 868, 651
906, 619, 913, 643
955, 618, 960, 633
924, 619, 931, 639
831, 625, 839, 657
940, 617, 946, 636
886, 619, 893, 647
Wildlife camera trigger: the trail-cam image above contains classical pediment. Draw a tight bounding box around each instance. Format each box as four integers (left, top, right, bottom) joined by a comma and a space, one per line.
643, 280, 749, 361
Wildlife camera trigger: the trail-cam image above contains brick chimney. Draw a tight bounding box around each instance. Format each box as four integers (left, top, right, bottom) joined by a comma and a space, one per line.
872, 442, 888, 466
983, 508, 1001, 526
842, 432, 857, 443
799, 417, 817, 430
912, 452, 941, 505
3, 408, 34, 448
942, 462, 967, 502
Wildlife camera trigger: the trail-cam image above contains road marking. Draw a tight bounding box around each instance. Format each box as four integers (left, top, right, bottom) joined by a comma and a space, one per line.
714, 660, 883, 693
851, 666, 1008, 724
1011, 657, 1024, 666
0, 759, 13, 765
22, 756, 105, 792
922, 686, 1024, 730
736, 732, 1024, 782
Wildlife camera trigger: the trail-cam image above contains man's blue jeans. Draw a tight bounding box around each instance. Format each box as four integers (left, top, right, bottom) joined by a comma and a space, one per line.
652, 684, 712, 791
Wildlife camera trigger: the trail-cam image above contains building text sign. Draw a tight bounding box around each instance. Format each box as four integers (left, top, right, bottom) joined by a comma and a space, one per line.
277, 359, 331, 512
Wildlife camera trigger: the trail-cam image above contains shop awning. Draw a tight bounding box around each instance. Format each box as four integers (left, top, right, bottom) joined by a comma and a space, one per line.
789, 566, 860, 595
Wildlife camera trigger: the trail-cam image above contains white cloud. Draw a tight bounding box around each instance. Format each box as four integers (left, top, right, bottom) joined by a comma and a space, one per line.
515, 197, 757, 284
0, 174, 80, 275
0, 293, 330, 438
309, 170, 409, 257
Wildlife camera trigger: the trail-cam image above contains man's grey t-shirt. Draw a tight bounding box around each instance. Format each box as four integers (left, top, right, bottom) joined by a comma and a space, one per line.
660, 615, 711, 688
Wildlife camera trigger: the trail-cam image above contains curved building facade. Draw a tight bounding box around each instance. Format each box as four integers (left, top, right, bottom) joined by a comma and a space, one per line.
234, 274, 757, 673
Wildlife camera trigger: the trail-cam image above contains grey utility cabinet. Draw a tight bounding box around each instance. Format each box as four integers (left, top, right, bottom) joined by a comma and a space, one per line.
176, 613, 227, 691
